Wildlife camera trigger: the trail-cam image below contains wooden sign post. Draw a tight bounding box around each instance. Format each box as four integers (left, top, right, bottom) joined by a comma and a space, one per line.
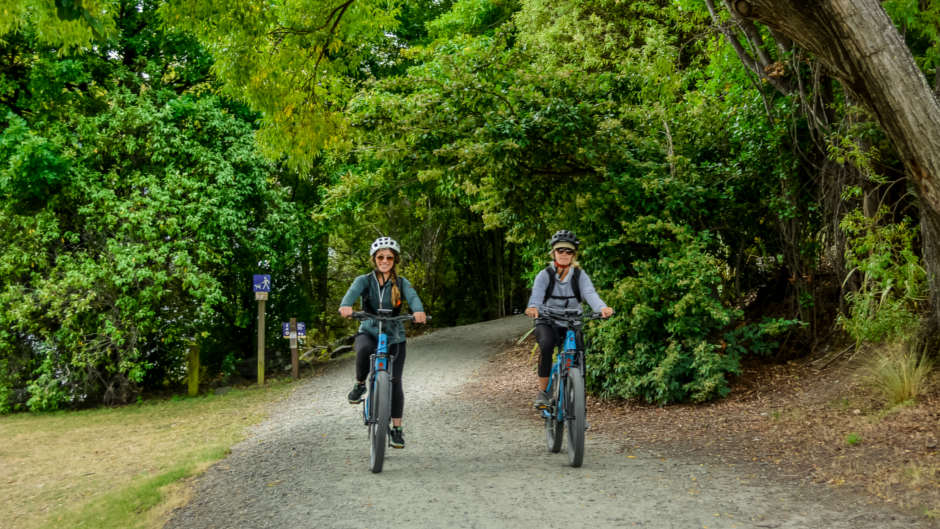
188, 341, 199, 397
253, 274, 271, 385
282, 320, 306, 380
289, 318, 299, 380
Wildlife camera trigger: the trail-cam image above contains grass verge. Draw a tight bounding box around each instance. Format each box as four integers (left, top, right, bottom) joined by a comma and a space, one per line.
1, 379, 295, 529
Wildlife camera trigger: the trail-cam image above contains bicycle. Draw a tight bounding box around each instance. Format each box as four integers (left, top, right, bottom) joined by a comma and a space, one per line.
350, 309, 418, 473
539, 306, 606, 467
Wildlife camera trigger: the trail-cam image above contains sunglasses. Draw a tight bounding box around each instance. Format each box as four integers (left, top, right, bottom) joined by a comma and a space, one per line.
375, 255, 395, 262
555, 248, 575, 255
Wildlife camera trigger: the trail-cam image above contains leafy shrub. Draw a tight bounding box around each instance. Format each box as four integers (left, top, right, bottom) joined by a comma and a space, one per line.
838, 208, 926, 344
723, 317, 804, 358
587, 221, 740, 404
25, 356, 69, 412
586, 220, 803, 404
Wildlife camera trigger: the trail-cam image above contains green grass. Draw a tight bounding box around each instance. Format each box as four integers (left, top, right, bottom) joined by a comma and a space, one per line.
1, 380, 295, 529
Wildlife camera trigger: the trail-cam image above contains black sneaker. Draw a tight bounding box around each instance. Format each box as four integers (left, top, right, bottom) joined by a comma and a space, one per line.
347, 383, 366, 404
389, 426, 405, 449
534, 390, 550, 409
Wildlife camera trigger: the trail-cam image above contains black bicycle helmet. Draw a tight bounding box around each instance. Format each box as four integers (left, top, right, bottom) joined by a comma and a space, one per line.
549, 229, 580, 250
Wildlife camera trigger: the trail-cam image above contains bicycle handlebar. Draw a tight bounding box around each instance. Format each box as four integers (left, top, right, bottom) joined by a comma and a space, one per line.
538, 305, 607, 323
349, 311, 430, 323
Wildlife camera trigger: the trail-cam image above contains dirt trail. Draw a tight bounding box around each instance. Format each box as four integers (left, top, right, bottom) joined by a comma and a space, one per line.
165, 316, 930, 529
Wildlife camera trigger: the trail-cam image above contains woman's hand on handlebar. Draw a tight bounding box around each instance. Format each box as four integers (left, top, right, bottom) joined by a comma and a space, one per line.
413, 311, 427, 324
339, 306, 353, 318
600, 306, 614, 318
525, 307, 539, 318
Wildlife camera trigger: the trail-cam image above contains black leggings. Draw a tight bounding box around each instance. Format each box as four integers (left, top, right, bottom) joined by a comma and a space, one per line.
534, 323, 584, 378
534, 324, 561, 378
354, 333, 407, 419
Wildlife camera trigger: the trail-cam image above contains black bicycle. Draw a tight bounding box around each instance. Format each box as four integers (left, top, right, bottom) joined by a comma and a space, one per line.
539, 306, 606, 467
350, 309, 417, 473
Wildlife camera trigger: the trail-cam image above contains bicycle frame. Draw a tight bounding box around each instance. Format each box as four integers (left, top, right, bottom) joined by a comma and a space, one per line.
542, 327, 583, 423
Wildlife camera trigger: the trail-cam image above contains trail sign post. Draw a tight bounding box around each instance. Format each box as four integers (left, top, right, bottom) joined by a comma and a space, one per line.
282, 320, 306, 380
253, 274, 271, 385
188, 341, 200, 397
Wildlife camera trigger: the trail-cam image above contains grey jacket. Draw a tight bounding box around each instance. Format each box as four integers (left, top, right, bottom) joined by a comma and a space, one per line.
526, 264, 607, 316
340, 272, 424, 344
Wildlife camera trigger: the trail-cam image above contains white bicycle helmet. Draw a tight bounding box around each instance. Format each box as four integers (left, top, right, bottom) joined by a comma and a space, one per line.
370, 236, 401, 256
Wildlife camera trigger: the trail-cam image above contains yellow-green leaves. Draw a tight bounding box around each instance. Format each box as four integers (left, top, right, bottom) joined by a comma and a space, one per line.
1, 0, 118, 52
161, 0, 403, 170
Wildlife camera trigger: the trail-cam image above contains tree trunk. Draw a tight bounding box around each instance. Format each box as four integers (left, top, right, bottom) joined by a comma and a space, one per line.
732, 0, 940, 326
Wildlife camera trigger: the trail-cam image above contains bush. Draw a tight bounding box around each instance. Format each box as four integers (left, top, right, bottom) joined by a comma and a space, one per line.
838, 208, 926, 344
587, 222, 741, 404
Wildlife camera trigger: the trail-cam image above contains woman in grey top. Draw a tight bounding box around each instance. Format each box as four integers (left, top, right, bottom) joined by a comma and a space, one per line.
525, 230, 613, 409
339, 236, 427, 448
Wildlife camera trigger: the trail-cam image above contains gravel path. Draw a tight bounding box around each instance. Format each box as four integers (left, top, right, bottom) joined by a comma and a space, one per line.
165, 315, 931, 529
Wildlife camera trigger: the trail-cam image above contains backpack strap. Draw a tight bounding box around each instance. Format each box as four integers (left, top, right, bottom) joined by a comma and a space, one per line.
542, 266, 582, 304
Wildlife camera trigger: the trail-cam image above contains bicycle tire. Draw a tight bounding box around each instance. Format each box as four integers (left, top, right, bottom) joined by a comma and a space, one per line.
369, 371, 391, 473
545, 373, 563, 453
565, 369, 586, 467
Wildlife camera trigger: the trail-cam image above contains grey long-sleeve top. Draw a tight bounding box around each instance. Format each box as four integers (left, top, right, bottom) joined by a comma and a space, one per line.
340, 272, 424, 345
526, 264, 608, 315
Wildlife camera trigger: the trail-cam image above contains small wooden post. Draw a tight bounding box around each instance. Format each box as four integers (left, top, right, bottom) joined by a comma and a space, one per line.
187, 341, 200, 397
257, 295, 266, 385
290, 317, 299, 380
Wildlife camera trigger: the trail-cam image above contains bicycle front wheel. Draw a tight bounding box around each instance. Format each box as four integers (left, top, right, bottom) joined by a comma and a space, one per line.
565, 369, 586, 467
545, 373, 563, 453
369, 371, 391, 473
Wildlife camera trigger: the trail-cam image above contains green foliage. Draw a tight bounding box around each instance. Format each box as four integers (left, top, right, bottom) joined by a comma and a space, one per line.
0, 4, 324, 411
723, 317, 804, 358
587, 222, 741, 404
845, 432, 862, 446
884, 0, 940, 77
838, 208, 926, 344
427, 0, 516, 38
160, 0, 403, 169
1, 0, 119, 50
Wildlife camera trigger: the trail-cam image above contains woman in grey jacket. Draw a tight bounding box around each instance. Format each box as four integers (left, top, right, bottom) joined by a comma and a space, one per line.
525, 230, 613, 409
339, 236, 427, 448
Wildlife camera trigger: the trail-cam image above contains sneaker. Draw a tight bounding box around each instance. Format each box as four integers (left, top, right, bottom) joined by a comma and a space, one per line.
347, 382, 366, 404
389, 426, 405, 449
534, 390, 550, 409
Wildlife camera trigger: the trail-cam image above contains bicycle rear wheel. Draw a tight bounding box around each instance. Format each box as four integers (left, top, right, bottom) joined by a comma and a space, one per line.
544, 373, 563, 453
565, 369, 586, 467
369, 371, 391, 473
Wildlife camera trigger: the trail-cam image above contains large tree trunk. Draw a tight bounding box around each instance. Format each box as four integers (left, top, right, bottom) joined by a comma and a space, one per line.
732, 0, 940, 327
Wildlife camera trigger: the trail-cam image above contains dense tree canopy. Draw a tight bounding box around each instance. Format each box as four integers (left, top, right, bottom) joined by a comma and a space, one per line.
2, 0, 938, 410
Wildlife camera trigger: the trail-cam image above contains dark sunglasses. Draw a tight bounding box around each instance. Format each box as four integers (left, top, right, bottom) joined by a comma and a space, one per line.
555, 248, 575, 255
375, 255, 395, 262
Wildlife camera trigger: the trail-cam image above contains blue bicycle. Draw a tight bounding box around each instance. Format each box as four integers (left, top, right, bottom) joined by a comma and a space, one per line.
539, 306, 605, 467
350, 309, 416, 473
